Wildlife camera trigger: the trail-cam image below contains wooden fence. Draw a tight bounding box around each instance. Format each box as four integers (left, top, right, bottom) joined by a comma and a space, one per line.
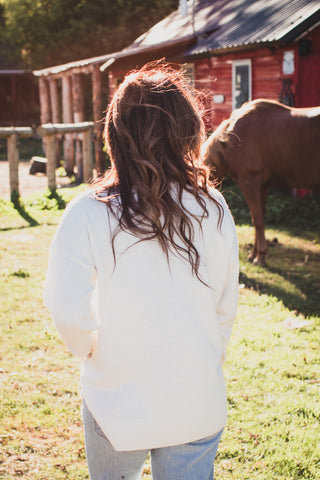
37, 122, 94, 190
0, 122, 94, 202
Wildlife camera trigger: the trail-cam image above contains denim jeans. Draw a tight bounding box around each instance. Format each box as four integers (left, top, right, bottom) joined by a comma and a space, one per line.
82, 401, 223, 480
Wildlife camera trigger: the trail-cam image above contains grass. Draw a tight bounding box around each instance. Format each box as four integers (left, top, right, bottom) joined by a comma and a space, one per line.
0, 181, 319, 479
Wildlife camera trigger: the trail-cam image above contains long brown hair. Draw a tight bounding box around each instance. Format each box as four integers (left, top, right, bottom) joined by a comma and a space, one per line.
94, 62, 222, 283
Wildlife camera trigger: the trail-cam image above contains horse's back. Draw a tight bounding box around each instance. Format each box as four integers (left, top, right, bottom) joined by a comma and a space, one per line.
213, 99, 320, 188
231, 99, 320, 145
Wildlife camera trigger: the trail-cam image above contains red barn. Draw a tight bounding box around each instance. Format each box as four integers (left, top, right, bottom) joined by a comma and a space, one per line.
34, 0, 320, 172
102, 0, 320, 130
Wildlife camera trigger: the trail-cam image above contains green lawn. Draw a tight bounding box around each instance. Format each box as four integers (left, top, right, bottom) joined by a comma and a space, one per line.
0, 184, 319, 479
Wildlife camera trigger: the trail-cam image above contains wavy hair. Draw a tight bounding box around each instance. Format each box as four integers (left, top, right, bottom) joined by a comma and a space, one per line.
94, 62, 223, 284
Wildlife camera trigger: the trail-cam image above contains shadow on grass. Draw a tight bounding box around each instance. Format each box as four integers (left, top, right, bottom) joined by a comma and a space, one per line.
0, 222, 58, 232
8, 189, 66, 228
240, 242, 320, 317
11, 192, 39, 227
45, 189, 67, 209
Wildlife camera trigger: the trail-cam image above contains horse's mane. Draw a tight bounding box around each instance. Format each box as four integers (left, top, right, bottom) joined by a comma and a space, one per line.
241, 99, 291, 112
206, 99, 298, 148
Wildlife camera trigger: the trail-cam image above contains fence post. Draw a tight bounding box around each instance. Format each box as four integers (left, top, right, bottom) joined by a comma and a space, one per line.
92, 65, 104, 175
62, 75, 74, 175
39, 77, 51, 160
37, 122, 94, 188
82, 129, 93, 183
46, 134, 56, 190
7, 133, 20, 203
49, 78, 61, 167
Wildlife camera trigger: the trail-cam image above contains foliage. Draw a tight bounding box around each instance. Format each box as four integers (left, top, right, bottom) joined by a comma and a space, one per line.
0, 185, 319, 478
221, 177, 320, 234
0, 0, 178, 69
0, 137, 43, 161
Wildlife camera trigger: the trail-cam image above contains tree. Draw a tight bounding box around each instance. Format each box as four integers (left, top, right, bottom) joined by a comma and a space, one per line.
1, 0, 178, 69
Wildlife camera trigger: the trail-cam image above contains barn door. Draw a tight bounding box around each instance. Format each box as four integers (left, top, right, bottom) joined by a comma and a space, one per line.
232, 59, 252, 110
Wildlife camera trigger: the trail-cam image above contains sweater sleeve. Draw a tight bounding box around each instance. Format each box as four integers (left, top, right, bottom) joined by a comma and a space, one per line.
216, 218, 239, 364
43, 196, 99, 358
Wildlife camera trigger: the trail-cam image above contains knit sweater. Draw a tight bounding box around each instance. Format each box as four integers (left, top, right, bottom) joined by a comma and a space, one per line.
44, 187, 239, 451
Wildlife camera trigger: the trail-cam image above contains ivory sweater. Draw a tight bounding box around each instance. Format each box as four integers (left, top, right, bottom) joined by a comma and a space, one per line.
44, 188, 239, 451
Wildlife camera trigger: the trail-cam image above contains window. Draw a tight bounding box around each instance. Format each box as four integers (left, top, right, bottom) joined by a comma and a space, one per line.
232, 60, 252, 110
282, 51, 295, 75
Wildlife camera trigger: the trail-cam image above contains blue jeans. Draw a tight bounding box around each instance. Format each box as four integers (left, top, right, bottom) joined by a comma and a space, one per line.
82, 401, 223, 480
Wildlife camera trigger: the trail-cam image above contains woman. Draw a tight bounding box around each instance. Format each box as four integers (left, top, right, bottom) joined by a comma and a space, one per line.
44, 63, 239, 480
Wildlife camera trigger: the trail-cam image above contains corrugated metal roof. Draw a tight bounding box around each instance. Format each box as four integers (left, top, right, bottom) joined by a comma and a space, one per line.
127, 0, 320, 57
33, 52, 116, 77
124, 5, 195, 51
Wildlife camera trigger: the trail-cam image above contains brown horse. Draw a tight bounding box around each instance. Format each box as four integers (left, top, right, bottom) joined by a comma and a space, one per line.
202, 99, 320, 265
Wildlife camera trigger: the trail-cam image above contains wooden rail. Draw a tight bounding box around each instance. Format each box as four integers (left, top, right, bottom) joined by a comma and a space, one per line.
0, 122, 94, 202
36, 122, 94, 190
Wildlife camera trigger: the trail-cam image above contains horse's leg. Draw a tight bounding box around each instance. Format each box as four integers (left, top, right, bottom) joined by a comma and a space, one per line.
254, 186, 269, 265
239, 180, 268, 265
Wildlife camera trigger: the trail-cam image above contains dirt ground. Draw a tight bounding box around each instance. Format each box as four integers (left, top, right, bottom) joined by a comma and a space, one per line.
0, 159, 73, 200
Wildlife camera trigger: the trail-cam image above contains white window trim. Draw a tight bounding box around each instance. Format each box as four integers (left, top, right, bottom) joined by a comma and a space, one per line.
232, 59, 252, 110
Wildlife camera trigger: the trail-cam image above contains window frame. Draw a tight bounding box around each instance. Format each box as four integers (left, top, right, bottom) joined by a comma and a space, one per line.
232, 59, 252, 110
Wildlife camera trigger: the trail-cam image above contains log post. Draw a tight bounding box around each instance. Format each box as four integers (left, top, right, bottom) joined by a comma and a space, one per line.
39, 77, 51, 157
72, 73, 85, 182
82, 129, 93, 183
49, 78, 61, 167
0, 127, 32, 203
62, 74, 74, 175
92, 65, 105, 176
46, 134, 56, 191
7, 133, 19, 203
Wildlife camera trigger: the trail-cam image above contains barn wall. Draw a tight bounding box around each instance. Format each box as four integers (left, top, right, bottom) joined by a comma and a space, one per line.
0, 73, 39, 126
296, 25, 320, 107
252, 50, 283, 100
195, 27, 320, 131
194, 57, 229, 130
195, 48, 286, 130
